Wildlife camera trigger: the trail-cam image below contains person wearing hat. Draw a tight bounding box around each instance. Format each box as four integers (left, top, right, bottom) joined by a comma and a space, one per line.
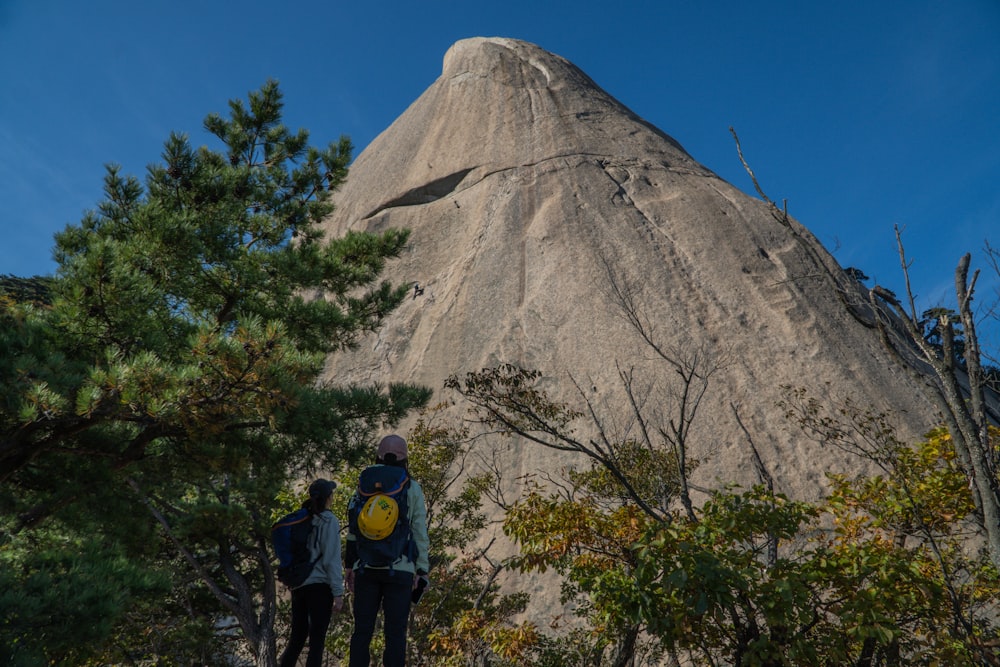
346, 434, 431, 667
278, 478, 345, 667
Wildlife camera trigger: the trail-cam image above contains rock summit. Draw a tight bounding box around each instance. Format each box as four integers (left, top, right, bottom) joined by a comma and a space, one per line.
320, 37, 939, 497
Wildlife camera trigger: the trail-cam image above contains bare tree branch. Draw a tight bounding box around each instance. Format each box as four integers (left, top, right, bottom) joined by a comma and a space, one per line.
127, 478, 240, 617
729, 126, 788, 225
868, 227, 1000, 570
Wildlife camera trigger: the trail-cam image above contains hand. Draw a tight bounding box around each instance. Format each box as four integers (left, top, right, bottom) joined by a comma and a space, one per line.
411, 574, 429, 604
332, 595, 344, 613
345, 568, 355, 594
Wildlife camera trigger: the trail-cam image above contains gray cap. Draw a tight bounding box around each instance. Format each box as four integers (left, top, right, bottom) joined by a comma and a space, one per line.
376, 434, 408, 461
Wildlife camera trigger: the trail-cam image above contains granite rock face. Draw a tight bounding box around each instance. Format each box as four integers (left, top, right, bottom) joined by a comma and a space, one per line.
320, 37, 938, 503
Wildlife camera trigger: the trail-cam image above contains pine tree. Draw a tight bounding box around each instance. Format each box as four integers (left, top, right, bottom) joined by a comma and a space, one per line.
0, 81, 431, 665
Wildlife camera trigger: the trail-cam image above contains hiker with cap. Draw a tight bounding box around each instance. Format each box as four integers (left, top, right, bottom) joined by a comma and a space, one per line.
346, 434, 431, 667
278, 478, 344, 667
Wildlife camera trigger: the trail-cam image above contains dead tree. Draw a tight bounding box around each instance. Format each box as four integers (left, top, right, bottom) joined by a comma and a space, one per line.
868, 225, 1000, 570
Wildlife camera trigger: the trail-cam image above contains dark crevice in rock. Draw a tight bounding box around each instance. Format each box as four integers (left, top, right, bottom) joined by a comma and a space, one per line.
363, 168, 475, 219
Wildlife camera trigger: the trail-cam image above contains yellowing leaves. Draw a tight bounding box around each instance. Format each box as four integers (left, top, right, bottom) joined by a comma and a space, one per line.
504, 491, 651, 577
427, 610, 541, 665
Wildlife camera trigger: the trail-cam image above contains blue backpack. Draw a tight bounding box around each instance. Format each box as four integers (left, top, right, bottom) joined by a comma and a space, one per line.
348, 465, 414, 570
271, 507, 315, 588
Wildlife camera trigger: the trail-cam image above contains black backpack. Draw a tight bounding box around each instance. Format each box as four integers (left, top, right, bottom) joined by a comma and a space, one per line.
348, 465, 414, 570
271, 507, 316, 588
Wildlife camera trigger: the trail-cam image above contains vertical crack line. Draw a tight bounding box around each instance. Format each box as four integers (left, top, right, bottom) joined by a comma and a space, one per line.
518, 238, 526, 308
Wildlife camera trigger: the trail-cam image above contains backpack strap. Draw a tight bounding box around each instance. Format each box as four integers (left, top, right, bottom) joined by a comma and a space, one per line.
352, 468, 413, 575
276, 511, 312, 529
358, 470, 409, 498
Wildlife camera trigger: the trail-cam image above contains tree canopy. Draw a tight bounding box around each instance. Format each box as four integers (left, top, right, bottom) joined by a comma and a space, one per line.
0, 81, 430, 666
445, 366, 1000, 666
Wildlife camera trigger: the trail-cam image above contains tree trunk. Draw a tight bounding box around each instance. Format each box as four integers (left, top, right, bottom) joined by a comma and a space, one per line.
234, 549, 280, 667
872, 243, 1000, 570
253, 623, 279, 667
952, 256, 1000, 568
610, 624, 639, 667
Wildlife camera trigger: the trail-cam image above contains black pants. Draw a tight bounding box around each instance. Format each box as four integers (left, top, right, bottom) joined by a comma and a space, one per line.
279, 583, 333, 667
349, 568, 414, 667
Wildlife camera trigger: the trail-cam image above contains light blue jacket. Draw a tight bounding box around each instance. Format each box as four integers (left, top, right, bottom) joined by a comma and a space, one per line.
299, 509, 344, 596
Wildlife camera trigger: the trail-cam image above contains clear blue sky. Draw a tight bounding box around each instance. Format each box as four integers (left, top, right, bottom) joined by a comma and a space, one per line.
2, 1, 998, 342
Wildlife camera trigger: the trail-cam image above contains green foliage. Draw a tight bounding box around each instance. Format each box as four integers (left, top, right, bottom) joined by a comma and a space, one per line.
506, 450, 997, 665
449, 366, 1000, 666
568, 440, 684, 513
0, 523, 169, 666
0, 81, 430, 664
323, 408, 539, 666
844, 266, 870, 283
0, 275, 53, 308
417, 413, 513, 659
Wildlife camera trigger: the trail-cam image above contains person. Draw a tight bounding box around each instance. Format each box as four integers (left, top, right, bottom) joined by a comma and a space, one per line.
346, 434, 431, 667
279, 478, 345, 667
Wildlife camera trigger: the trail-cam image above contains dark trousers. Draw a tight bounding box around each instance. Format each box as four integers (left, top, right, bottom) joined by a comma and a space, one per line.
349, 568, 414, 667
279, 583, 333, 667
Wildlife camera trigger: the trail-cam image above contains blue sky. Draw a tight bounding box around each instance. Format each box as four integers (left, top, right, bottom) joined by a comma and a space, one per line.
2, 1, 998, 344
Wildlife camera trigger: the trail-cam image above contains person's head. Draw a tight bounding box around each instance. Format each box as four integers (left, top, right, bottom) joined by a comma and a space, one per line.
376, 434, 408, 467
307, 478, 336, 513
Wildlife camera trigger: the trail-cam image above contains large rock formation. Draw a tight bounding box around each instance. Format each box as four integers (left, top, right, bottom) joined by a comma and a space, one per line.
319, 37, 940, 501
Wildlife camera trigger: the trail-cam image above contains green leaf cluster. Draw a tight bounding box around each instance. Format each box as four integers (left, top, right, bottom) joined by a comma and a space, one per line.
0, 81, 430, 663
0, 523, 169, 666
446, 367, 1000, 665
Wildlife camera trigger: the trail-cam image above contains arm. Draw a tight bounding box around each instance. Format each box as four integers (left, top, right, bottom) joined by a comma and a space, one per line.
321, 513, 344, 598
343, 495, 359, 593
409, 482, 431, 576
344, 532, 357, 570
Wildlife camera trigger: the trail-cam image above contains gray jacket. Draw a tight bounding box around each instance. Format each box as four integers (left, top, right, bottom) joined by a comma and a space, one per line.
299, 509, 344, 596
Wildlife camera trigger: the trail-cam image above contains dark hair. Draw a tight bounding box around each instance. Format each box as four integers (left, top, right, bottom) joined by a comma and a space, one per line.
308, 496, 327, 514
306, 478, 336, 513
377, 453, 408, 470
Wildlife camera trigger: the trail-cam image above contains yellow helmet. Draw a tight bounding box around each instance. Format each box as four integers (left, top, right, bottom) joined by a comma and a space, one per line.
358, 494, 399, 540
